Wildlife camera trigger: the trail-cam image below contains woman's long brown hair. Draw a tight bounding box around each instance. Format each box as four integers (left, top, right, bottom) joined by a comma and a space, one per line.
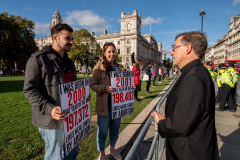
101, 42, 118, 72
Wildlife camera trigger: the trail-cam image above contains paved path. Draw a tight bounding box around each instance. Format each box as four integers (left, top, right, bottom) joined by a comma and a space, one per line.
135, 104, 240, 160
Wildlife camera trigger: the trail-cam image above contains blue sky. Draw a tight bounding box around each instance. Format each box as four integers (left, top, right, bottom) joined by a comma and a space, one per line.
1, 0, 240, 58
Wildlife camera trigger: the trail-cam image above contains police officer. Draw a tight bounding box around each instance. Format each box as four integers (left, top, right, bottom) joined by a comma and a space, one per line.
228, 62, 238, 106
206, 61, 217, 81
216, 63, 235, 112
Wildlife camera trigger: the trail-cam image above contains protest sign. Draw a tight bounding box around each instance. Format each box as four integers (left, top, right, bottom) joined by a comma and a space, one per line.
59, 78, 91, 156
110, 71, 135, 120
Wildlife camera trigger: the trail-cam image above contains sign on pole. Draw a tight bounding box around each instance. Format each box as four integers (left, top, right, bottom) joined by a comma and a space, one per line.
59, 78, 91, 156
110, 71, 135, 120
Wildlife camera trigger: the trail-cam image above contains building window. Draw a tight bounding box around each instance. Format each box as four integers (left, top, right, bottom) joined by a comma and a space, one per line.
127, 48, 130, 54
118, 49, 120, 54
118, 41, 120, 45
127, 23, 130, 31
127, 39, 130, 43
127, 57, 129, 61
127, 64, 130, 69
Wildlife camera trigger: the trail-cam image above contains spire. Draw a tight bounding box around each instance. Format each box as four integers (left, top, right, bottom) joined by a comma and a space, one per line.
54, 9, 60, 16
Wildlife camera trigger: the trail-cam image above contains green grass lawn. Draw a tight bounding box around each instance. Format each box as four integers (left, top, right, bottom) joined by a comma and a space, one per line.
0, 75, 173, 160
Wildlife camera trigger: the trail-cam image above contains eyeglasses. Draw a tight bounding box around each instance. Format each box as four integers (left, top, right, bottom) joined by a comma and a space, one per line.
172, 44, 187, 52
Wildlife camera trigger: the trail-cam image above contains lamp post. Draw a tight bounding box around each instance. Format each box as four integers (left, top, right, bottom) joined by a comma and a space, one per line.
199, 8, 206, 33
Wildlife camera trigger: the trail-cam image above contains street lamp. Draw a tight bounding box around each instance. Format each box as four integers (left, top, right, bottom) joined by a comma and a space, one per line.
199, 8, 206, 33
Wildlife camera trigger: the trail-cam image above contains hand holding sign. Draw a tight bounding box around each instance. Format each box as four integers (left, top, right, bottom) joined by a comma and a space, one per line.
105, 86, 114, 93
51, 106, 66, 120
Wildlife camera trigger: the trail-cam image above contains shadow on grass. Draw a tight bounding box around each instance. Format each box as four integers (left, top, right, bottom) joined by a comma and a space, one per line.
0, 80, 24, 93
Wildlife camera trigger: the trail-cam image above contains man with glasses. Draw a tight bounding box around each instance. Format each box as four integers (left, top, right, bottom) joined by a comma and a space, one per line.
152, 31, 219, 160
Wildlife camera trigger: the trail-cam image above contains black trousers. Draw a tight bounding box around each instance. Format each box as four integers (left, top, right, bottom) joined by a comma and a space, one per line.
146, 77, 151, 92
158, 75, 162, 82
215, 87, 223, 103
153, 76, 156, 86
162, 74, 165, 80
219, 85, 235, 110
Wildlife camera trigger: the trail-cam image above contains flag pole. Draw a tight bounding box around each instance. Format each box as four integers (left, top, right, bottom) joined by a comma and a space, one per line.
150, 23, 151, 35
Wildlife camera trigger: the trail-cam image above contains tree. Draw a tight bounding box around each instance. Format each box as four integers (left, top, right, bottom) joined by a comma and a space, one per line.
0, 12, 38, 70
162, 58, 173, 68
68, 28, 102, 71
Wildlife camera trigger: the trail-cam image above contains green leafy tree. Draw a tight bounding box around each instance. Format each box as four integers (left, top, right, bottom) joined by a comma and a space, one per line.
0, 12, 38, 70
162, 58, 173, 68
68, 29, 102, 71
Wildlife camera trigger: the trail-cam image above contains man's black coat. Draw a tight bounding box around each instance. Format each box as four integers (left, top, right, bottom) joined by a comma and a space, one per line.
158, 60, 219, 160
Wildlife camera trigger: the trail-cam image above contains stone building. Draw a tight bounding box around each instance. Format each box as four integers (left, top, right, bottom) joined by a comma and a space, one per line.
205, 14, 240, 64
92, 10, 163, 69
35, 9, 163, 70
35, 9, 62, 50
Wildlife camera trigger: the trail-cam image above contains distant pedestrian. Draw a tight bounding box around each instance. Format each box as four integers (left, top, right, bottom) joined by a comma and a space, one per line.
158, 66, 162, 83
216, 63, 235, 112
145, 62, 152, 93
152, 63, 158, 87
132, 59, 142, 102
162, 66, 166, 80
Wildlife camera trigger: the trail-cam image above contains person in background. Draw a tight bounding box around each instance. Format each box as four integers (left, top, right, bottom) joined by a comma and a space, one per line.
216, 63, 235, 112
166, 68, 170, 78
162, 66, 165, 81
132, 59, 142, 102
90, 42, 135, 160
206, 61, 217, 82
0, 70, 3, 77
152, 63, 158, 87
158, 66, 162, 83
228, 62, 238, 107
145, 62, 152, 93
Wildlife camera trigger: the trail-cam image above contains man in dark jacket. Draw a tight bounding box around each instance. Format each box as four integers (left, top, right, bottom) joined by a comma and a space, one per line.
151, 31, 219, 160
24, 24, 90, 160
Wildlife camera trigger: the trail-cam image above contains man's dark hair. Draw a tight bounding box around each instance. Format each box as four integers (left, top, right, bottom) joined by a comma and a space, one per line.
51, 23, 73, 37
176, 31, 208, 59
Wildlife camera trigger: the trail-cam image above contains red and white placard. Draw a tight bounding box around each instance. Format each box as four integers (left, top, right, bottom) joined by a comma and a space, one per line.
110, 71, 135, 120
59, 78, 91, 156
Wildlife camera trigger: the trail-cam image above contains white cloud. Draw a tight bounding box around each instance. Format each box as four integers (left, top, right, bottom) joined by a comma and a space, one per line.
142, 16, 165, 26
34, 22, 49, 35
233, 0, 240, 5
63, 10, 109, 32
208, 42, 217, 48
162, 47, 172, 55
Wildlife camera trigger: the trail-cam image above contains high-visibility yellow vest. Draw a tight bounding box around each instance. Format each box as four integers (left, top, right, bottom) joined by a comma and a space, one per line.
228, 68, 238, 85
207, 68, 217, 81
217, 70, 234, 87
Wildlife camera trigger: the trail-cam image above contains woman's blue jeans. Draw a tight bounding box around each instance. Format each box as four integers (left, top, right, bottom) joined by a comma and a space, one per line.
38, 128, 79, 160
97, 109, 121, 152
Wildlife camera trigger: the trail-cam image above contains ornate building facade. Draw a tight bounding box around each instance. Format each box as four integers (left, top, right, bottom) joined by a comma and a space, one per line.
205, 14, 240, 64
35, 9, 62, 50
92, 10, 162, 69
35, 10, 163, 70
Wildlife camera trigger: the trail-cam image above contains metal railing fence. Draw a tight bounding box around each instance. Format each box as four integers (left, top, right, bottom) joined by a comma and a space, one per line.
124, 78, 177, 160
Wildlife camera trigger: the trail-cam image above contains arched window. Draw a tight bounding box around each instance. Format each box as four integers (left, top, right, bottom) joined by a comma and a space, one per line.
53, 22, 55, 25
127, 23, 130, 31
